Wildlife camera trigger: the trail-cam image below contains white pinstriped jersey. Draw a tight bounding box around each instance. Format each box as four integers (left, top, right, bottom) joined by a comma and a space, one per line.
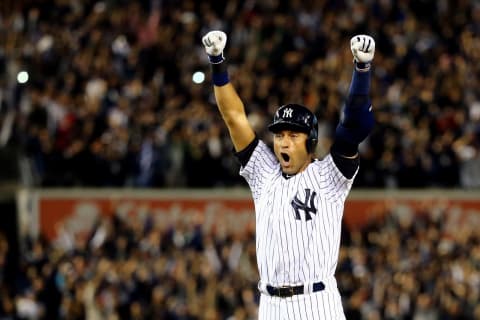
240, 140, 356, 288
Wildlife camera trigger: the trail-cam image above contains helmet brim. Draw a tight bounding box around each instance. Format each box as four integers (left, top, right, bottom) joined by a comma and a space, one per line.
267, 121, 310, 134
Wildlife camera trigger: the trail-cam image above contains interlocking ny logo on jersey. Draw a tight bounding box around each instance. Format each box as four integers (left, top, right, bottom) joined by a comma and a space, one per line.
283, 108, 294, 118
291, 189, 317, 220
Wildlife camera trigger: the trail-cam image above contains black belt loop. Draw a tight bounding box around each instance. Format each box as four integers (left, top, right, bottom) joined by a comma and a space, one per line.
266, 281, 325, 298
313, 281, 326, 292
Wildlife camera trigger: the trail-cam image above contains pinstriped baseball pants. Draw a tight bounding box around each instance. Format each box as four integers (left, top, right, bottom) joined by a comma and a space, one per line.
258, 289, 346, 320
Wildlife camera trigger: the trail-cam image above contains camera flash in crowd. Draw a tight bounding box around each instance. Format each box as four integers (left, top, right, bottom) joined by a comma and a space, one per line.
17, 71, 29, 84
192, 71, 205, 84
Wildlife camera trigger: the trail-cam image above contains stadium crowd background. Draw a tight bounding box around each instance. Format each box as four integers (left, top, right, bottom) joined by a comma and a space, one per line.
1, 0, 480, 319
1, 0, 479, 189
2, 199, 480, 319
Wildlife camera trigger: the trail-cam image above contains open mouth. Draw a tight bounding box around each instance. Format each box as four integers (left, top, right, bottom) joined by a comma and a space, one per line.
281, 153, 290, 162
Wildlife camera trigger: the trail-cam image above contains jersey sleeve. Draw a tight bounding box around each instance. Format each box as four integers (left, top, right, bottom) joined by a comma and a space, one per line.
315, 154, 358, 204
239, 140, 278, 201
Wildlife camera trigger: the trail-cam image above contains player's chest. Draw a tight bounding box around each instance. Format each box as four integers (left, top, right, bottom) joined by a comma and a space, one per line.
259, 179, 322, 224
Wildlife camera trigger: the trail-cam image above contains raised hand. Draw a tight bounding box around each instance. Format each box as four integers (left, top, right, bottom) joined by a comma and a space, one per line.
350, 35, 375, 64
202, 30, 227, 62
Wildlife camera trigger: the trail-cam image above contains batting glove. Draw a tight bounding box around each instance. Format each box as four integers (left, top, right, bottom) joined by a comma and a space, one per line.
202, 30, 227, 64
350, 35, 375, 68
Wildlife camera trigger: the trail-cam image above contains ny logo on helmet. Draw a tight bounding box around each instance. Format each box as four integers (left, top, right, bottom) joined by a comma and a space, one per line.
283, 108, 294, 118
291, 189, 317, 221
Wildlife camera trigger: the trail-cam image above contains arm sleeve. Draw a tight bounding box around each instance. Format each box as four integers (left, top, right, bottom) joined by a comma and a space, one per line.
333, 64, 375, 157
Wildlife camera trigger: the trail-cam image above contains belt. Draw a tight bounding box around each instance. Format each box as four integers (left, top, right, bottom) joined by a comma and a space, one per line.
266, 281, 325, 298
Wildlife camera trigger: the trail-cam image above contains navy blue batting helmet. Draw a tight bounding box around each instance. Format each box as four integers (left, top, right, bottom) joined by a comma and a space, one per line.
268, 104, 318, 153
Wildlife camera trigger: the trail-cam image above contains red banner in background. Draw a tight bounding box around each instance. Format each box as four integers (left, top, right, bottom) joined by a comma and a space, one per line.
344, 197, 480, 232
30, 190, 480, 242
38, 196, 256, 241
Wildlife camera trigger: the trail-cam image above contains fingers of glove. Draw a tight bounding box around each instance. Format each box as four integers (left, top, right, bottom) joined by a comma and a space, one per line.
351, 35, 375, 53
202, 36, 212, 47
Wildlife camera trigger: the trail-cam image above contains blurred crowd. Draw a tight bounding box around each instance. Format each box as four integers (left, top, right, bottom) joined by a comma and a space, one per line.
0, 0, 479, 188
1, 200, 479, 319
2, 2, 480, 319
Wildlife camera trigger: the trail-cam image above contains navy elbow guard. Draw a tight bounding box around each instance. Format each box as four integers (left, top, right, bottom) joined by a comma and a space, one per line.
334, 95, 375, 155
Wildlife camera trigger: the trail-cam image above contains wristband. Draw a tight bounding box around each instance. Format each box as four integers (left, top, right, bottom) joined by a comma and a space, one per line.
212, 71, 229, 86
210, 56, 229, 86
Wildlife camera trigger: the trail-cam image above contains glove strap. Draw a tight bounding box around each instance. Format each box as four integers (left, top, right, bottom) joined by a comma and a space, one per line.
208, 54, 225, 64
355, 61, 371, 71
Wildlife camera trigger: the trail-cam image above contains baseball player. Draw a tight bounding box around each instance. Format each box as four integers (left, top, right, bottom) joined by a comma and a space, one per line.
202, 31, 375, 319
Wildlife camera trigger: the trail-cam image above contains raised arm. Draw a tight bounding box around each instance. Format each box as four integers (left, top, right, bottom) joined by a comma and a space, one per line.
330, 35, 376, 178
202, 31, 255, 152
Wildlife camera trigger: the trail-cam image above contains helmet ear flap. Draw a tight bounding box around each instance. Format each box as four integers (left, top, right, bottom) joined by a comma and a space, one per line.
306, 116, 318, 153
306, 138, 318, 153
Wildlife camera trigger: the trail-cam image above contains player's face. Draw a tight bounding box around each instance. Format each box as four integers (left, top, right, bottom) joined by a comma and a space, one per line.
273, 130, 311, 175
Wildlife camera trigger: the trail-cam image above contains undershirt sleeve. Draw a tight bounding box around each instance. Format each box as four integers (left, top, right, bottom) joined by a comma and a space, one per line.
234, 136, 259, 167
329, 150, 359, 179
